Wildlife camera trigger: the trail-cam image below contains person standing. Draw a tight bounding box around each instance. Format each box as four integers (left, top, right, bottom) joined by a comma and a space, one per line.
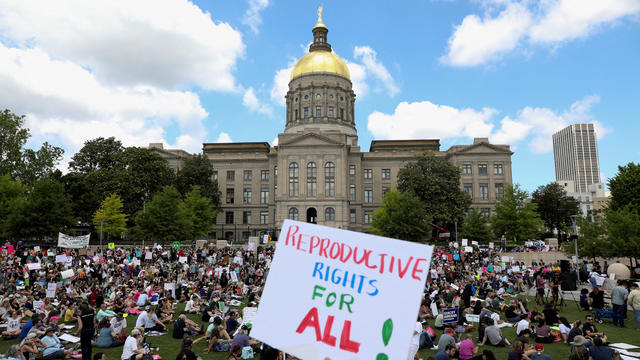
407, 319, 421, 360
77, 303, 96, 360
611, 280, 629, 328
627, 282, 640, 331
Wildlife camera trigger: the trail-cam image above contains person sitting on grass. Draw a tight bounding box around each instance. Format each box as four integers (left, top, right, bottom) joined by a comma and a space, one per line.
434, 344, 457, 360
40, 327, 73, 360
587, 336, 619, 360
507, 339, 528, 360
530, 344, 551, 360
534, 319, 555, 344
231, 325, 258, 350
4, 344, 24, 360
480, 319, 511, 347
95, 319, 124, 348
569, 335, 588, 360
121, 329, 148, 360
579, 289, 590, 311
2, 311, 22, 339
226, 345, 242, 360
20, 333, 44, 360
582, 315, 606, 344
176, 338, 203, 360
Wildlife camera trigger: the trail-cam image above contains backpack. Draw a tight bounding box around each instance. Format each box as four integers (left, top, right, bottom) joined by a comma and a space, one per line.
241, 346, 254, 359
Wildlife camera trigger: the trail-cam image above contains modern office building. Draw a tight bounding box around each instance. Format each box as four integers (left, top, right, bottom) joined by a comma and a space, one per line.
196, 13, 514, 241
552, 123, 601, 193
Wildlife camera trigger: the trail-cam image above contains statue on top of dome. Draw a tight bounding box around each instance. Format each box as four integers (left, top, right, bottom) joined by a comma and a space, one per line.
317, 5, 323, 23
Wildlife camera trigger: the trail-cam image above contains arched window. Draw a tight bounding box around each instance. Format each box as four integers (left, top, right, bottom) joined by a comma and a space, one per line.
307, 162, 317, 197
325, 207, 335, 221
325, 162, 335, 197
289, 162, 299, 196
288, 207, 299, 221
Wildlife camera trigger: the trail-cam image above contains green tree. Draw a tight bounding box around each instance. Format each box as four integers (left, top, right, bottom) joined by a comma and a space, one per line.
460, 209, 492, 243
370, 190, 430, 242
608, 162, 640, 213
175, 155, 221, 208
397, 152, 471, 228
180, 186, 216, 240
0, 109, 63, 184
93, 194, 128, 239
132, 186, 190, 242
5, 177, 74, 240
491, 184, 544, 242
575, 216, 608, 260
531, 182, 580, 233
605, 207, 640, 266
69, 137, 125, 174
0, 174, 24, 238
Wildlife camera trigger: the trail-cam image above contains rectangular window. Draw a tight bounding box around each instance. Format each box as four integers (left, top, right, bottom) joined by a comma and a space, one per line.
495, 183, 504, 200
261, 170, 269, 181
242, 231, 250, 240
364, 168, 372, 179
226, 188, 234, 204
212, 170, 218, 181
329, 107, 334, 117
350, 209, 356, 223
294, 109, 298, 119
304, 107, 309, 119
463, 183, 473, 199
274, 166, 278, 176
226, 170, 235, 181
243, 170, 252, 181
349, 184, 356, 201
462, 163, 472, 175
349, 164, 356, 176
225, 211, 234, 225
480, 208, 490, 218
243, 188, 252, 204
364, 187, 373, 203
340, 108, 344, 119
260, 187, 269, 204
478, 163, 488, 175
260, 211, 269, 224
242, 211, 251, 225
382, 186, 389, 199
364, 211, 372, 224
325, 164, 335, 197
381, 169, 391, 180
316, 106, 321, 117
274, 184, 277, 201
493, 163, 504, 175
480, 183, 489, 200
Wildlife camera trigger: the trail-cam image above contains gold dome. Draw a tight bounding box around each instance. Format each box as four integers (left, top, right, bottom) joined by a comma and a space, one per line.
290, 51, 350, 80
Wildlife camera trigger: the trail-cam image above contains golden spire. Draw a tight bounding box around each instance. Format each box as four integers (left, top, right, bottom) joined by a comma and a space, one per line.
314, 5, 326, 29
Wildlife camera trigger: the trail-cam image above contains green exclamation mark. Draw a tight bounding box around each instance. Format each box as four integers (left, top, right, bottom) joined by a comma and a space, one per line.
376, 318, 393, 360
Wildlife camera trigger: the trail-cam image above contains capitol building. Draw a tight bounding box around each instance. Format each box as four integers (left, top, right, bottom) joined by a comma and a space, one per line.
151, 13, 513, 241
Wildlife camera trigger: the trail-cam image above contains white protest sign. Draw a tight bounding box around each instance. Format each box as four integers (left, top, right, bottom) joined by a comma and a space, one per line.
465, 314, 480, 323
233, 256, 243, 265
57, 233, 90, 248
27, 263, 41, 271
47, 283, 57, 298
471, 241, 478, 246
230, 271, 238, 283
430, 302, 439, 316
55, 254, 68, 263
489, 242, 494, 249
164, 283, 175, 298
262, 234, 269, 244
464, 246, 473, 253
33, 300, 45, 314
252, 220, 434, 360
179, 256, 188, 263
248, 242, 255, 252
61, 269, 75, 279
462, 239, 468, 246
501, 256, 511, 263
145, 251, 153, 260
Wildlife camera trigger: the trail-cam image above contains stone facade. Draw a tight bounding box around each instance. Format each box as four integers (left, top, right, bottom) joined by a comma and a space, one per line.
148, 143, 190, 172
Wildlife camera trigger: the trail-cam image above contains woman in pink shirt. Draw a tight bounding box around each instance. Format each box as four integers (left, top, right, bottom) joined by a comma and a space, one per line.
459, 334, 478, 360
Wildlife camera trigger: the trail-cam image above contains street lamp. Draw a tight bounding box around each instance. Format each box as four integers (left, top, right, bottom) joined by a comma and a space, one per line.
570, 215, 580, 282
99, 217, 104, 251
454, 219, 458, 243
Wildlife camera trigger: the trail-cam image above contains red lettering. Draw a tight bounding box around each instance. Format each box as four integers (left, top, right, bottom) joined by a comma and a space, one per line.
339, 320, 360, 353
363, 249, 378, 270
378, 253, 387, 274
309, 236, 321, 254
389, 255, 395, 274
296, 236, 307, 252
321, 315, 337, 346
319, 238, 331, 258
295, 307, 321, 340
397, 256, 414, 279
353, 247, 372, 266
339, 243, 353, 263
329, 242, 340, 259
412, 258, 427, 280
285, 225, 299, 246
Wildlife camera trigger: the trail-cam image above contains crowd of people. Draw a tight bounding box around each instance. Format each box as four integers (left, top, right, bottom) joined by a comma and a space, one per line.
0, 241, 638, 360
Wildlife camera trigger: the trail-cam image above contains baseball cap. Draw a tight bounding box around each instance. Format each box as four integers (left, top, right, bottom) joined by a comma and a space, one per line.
445, 328, 454, 334
535, 344, 543, 351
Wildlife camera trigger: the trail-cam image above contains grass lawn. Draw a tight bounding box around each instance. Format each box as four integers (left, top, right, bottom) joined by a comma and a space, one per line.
1, 296, 638, 360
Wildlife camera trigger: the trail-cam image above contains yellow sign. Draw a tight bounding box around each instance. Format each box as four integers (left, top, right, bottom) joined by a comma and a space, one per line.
108, 243, 115, 250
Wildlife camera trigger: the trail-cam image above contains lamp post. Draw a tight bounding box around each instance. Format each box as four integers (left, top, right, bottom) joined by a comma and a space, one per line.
570, 215, 580, 282
454, 219, 458, 243
99, 217, 104, 251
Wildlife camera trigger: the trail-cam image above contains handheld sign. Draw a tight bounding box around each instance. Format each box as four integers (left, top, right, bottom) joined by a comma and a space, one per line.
442, 308, 459, 324
252, 220, 434, 360
108, 243, 115, 250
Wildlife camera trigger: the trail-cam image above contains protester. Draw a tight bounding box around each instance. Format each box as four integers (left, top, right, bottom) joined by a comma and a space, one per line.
434, 344, 456, 360
611, 280, 629, 328
77, 303, 96, 360
628, 282, 640, 331
530, 344, 552, 360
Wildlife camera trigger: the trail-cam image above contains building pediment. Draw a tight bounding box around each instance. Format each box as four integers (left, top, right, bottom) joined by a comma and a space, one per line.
447, 142, 513, 155
279, 132, 345, 147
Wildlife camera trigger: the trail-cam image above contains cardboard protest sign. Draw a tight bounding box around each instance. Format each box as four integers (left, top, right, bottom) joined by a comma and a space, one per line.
252, 220, 434, 360
442, 308, 458, 324
108, 243, 115, 250
27, 263, 41, 271
145, 251, 153, 260
465, 314, 480, 323
461, 239, 468, 246
262, 234, 269, 244
56, 254, 68, 263
489, 242, 494, 249
230, 271, 238, 283
47, 283, 57, 298
464, 246, 473, 253
179, 256, 188, 264
61, 269, 75, 279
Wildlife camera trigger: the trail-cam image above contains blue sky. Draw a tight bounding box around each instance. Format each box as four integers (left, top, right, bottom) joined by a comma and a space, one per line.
1, 0, 638, 192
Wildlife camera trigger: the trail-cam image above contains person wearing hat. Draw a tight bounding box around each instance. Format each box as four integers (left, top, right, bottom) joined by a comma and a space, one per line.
437, 328, 458, 354
41, 327, 73, 359
527, 344, 550, 360
230, 324, 257, 349
570, 335, 588, 360
176, 337, 203, 360
110, 313, 128, 342
20, 332, 45, 360
121, 329, 147, 360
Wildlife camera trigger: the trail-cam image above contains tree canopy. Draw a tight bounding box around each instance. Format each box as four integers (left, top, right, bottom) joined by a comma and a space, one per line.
370, 190, 429, 242
397, 152, 471, 229
491, 184, 543, 242
460, 208, 492, 243
175, 154, 221, 208
180, 186, 217, 240
531, 182, 580, 232
93, 194, 128, 239
608, 162, 640, 213
132, 186, 190, 242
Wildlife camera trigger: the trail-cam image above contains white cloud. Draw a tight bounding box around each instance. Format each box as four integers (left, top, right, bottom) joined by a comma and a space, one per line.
243, 87, 273, 115
0, 0, 245, 91
367, 95, 607, 154
0, 44, 208, 155
353, 46, 400, 96
215, 132, 232, 143
344, 60, 369, 98
530, 0, 640, 43
269, 62, 295, 106
442, 2, 532, 66
442, 0, 640, 67
242, 0, 270, 34
272, 137, 279, 146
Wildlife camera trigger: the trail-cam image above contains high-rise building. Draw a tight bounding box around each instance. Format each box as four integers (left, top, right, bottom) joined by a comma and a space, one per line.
552, 123, 600, 193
